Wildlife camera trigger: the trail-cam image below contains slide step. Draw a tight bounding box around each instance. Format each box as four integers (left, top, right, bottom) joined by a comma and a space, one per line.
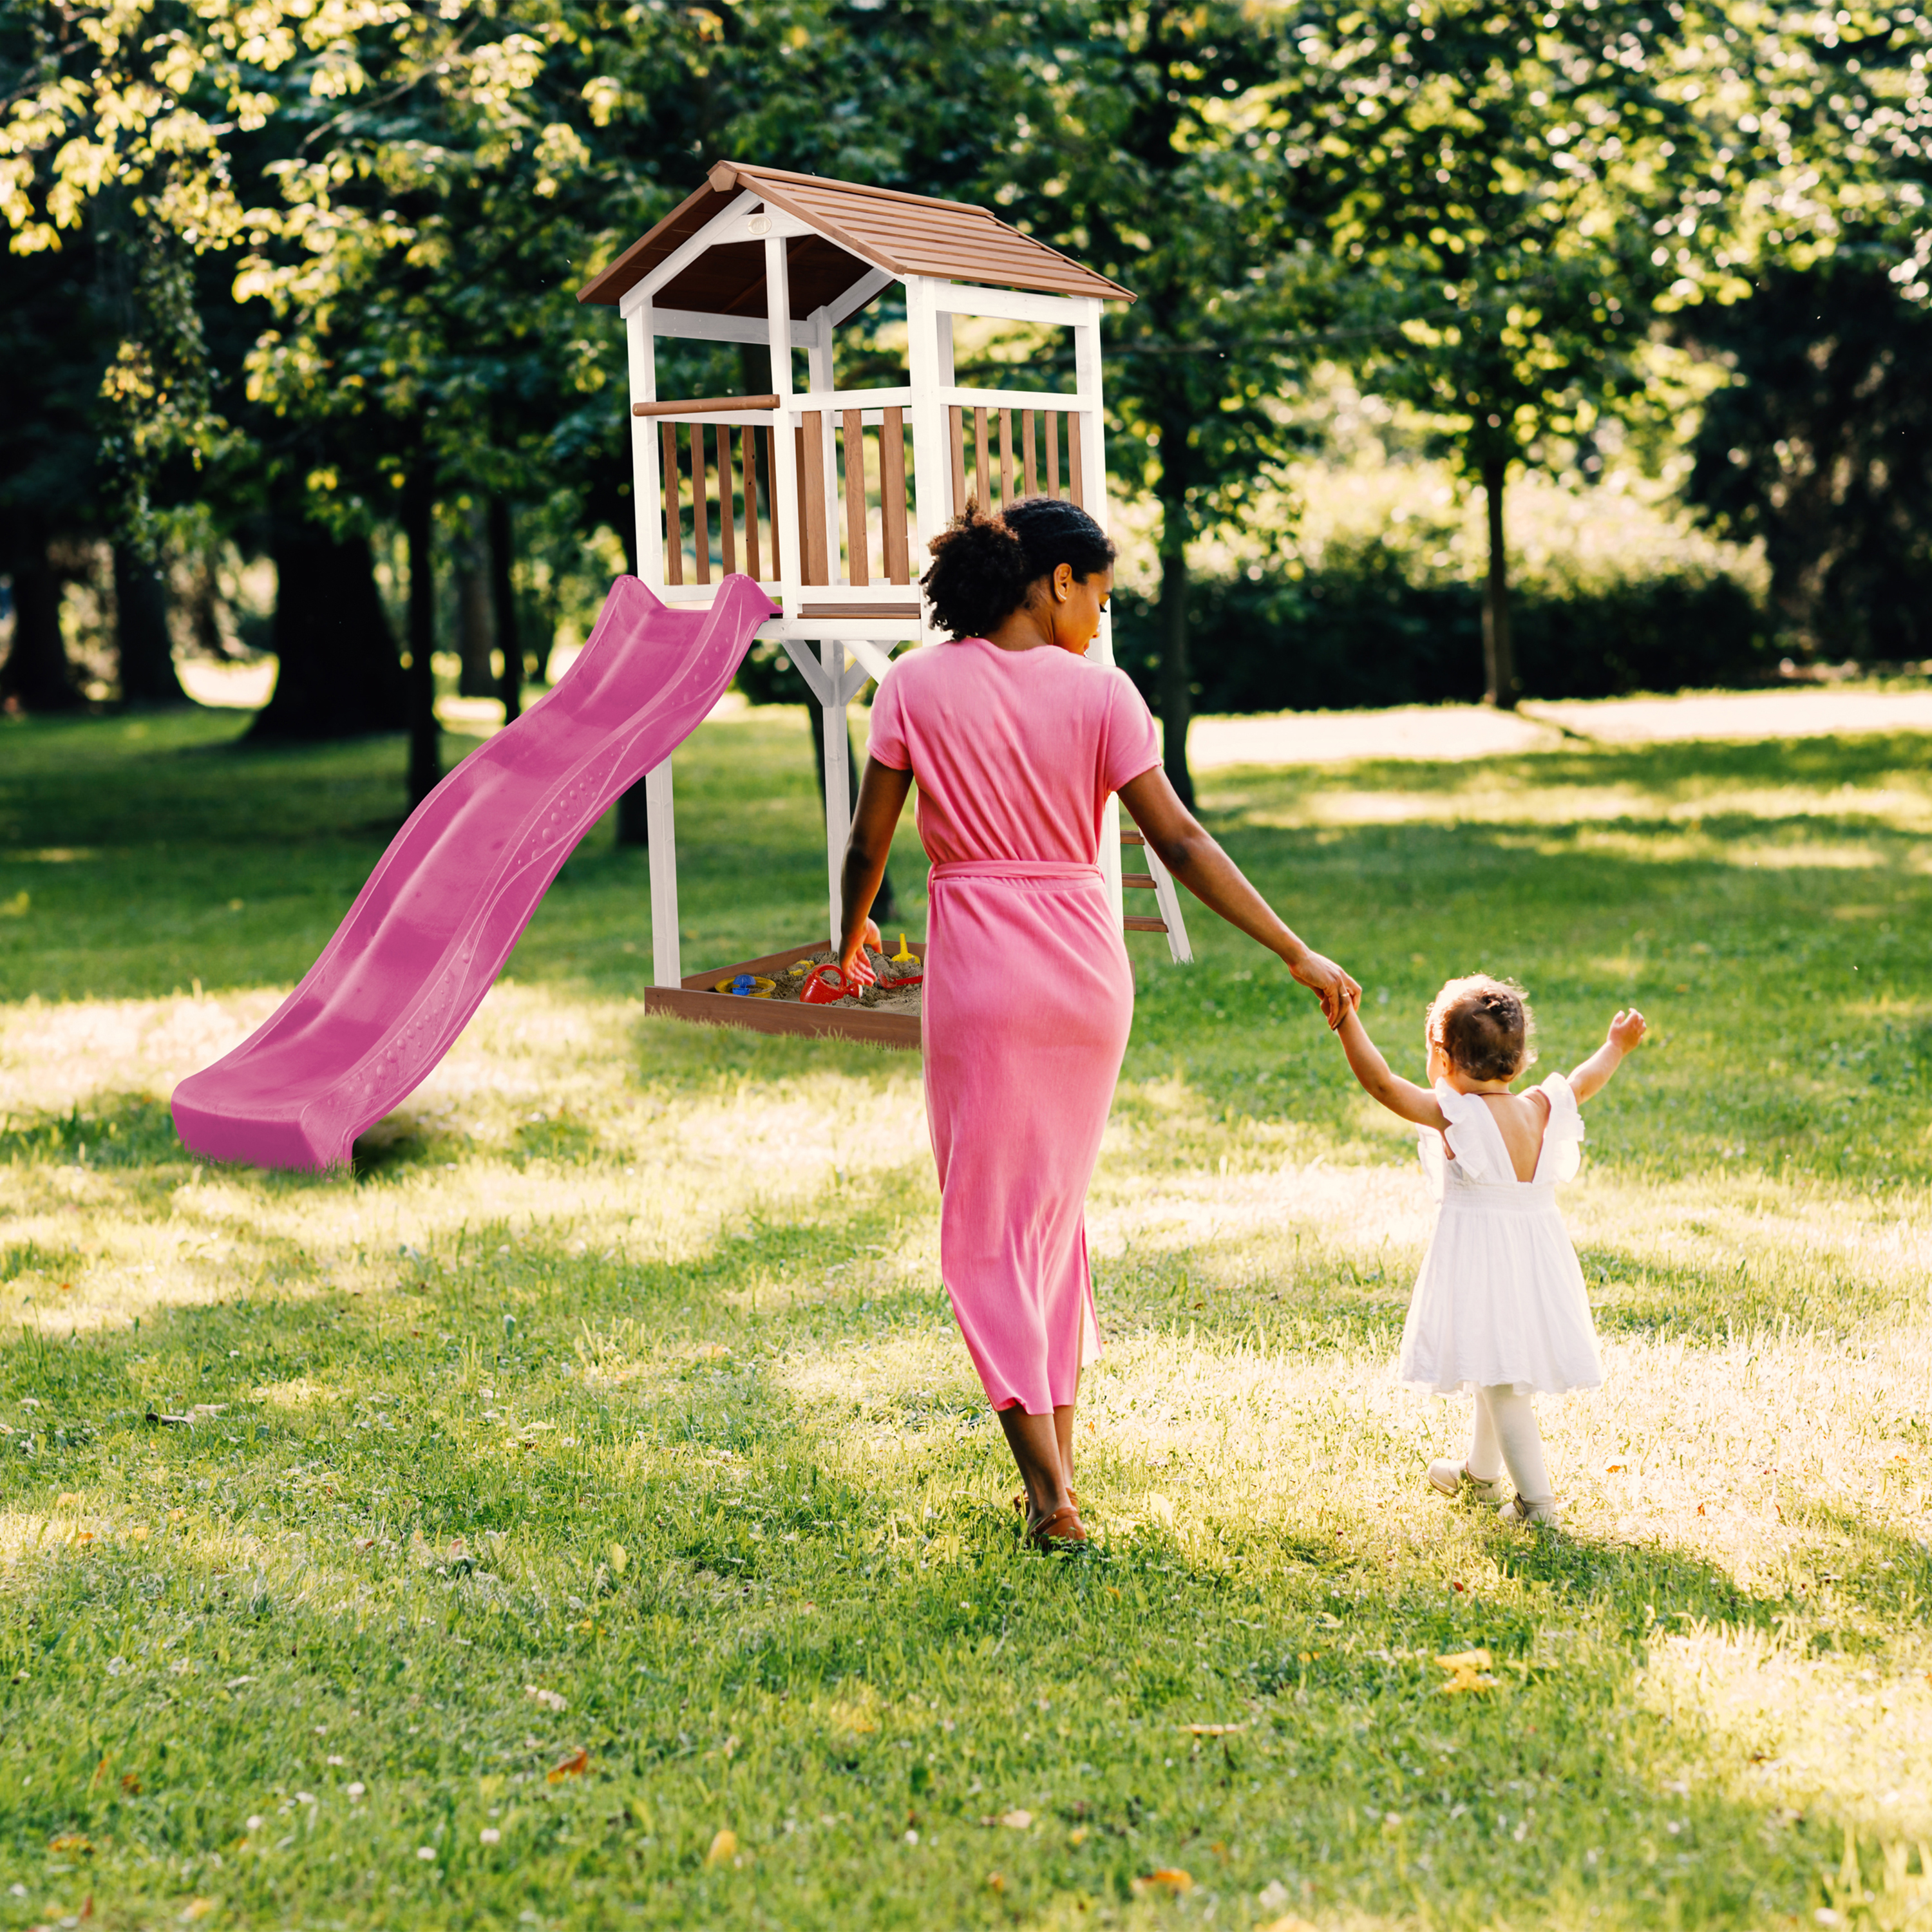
1122, 871, 1157, 890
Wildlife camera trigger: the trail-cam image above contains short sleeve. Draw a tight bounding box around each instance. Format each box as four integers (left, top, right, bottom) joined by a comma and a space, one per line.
1101, 668, 1160, 793
866, 669, 910, 771
1537, 1072, 1586, 1183
1432, 1081, 1510, 1184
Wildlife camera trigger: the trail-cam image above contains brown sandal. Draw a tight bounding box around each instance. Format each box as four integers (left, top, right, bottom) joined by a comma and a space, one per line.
1025, 1504, 1089, 1549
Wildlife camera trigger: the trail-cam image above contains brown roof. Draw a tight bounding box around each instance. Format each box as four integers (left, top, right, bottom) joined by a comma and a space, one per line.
577, 160, 1133, 312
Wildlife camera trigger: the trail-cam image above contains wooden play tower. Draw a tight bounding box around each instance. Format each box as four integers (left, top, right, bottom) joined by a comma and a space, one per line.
578, 160, 1191, 1044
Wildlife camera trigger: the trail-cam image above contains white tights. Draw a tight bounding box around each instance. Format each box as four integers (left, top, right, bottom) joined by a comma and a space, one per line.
1466, 1385, 1553, 1509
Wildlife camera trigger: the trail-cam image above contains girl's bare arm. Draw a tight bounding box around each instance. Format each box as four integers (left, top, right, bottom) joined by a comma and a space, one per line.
1569, 1008, 1648, 1103
1335, 1007, 1448, 1130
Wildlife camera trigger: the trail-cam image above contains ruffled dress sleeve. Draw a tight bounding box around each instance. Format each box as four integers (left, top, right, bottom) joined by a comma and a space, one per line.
1536, 1070, 1586, 1182
1417, 1079, 1510, 1198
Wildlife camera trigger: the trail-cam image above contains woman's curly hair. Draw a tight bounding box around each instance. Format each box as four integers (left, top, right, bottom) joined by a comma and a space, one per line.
1426, 974, 1537, 1083
920, 497, 1116, 639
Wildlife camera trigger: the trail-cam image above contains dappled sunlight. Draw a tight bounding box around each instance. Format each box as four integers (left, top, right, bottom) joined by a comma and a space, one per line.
1641, 1624, 1932, 1839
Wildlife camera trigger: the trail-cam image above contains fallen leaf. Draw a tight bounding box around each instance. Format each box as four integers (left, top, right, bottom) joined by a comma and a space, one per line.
1069, 1827, 1090, 1846
128, 1526, 149, 1542
1435, 1647, 1497, 1695
48, 1833, 93, 1853
608, 1542, 629, 1577
56, 1492, 80, 1508
705, 1827, 738, 1866
547, 1748, 589, 1784
179, 1899, 216, 1922
167, 1509, 186, 1523
998, 1809, 1033, 1830
1182, 1723, 1245, 1737
525, 1685, 567, 1712
120, 1773, 142, 1795
1132, 1869, 1193, 1897
984, 1873, 1005, 1893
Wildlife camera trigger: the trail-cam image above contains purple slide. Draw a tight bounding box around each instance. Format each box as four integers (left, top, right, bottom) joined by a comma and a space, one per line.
172, 574, 775, 1171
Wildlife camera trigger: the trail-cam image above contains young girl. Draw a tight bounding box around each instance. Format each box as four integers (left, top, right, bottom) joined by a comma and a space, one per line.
1333, 975, 1646, 1525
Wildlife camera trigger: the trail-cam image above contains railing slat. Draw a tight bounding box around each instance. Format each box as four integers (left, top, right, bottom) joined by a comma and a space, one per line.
744, 426, 762, 581
766, 428, 781, 580
949, 407, 966, 520
973, 406, 990, 511
800, 412, 829, 586
881, 406, 910, 584
661, 422, 683, 587
692, 423, 712, 585
1068, 413, 1085, 510
1023, 410, 1038, 498
719, 427, 738, 580
999, 408, 1015, 508
1044, 412, 1060, 500
842, 409, 869, 588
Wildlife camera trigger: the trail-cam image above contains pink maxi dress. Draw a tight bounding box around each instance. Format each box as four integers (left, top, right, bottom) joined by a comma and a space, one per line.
867, 636, 1160, 1415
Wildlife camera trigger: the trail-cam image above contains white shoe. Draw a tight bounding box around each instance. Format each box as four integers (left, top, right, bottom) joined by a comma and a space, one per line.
1500, 1493, 1560, 1526
1428, 1459, 1511, 1506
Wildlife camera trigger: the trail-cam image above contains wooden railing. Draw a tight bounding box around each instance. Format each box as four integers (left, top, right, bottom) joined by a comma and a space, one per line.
639, 392, 1090, 601
948, 405, 1086, 515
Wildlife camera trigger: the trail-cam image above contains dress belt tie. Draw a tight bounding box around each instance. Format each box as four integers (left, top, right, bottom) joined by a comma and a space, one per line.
929, 860, 1103, 884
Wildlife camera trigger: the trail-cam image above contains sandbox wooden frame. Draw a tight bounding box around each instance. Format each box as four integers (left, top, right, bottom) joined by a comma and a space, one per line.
580, 160, 1193, 1041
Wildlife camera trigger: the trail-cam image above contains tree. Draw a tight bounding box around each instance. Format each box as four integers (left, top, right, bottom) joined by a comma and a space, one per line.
1684, 257, 1932, 658
1264, 0, 1741, 708
1000, 0, 1315, 804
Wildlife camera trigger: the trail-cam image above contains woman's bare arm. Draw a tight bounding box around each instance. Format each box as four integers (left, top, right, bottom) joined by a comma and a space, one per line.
837, 757, 915, 982
1117, 764, 1361, 1027
1335, 1007, 1448, 1130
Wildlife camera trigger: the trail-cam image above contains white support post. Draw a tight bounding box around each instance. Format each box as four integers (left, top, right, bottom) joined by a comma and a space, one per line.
625, 300, 663, 587
806, 309, 841, 583
764, 236, 800, 626
646, 762, 681, 987
904, 278, 949, 647
820, 639, 851, 954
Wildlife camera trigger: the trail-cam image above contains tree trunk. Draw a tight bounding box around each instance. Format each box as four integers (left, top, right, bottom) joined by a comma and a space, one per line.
1481, 454, 1517, 710
251, 516, 406, 740
113, 543, 189, 706
490, 496, 522, 725
404, 483, 441, 808
455, 501, 495, 698
1, 548, 84, 712
811, 702, 895, 922
1155, 438, 1195, 807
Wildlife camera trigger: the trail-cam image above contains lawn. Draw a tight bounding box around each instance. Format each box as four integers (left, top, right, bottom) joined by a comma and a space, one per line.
1, 699, 1929, 1931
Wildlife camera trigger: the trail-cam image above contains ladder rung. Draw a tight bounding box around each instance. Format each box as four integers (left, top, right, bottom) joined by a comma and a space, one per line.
1121, 829, 1146, 846
1122, 871, 1157, 889
1124, 916, 1168, 933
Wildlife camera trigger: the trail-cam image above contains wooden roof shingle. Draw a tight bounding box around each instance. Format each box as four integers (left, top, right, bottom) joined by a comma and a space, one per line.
577, 160, 1132, 311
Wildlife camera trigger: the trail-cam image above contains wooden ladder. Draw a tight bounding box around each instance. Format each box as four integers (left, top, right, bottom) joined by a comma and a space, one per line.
1121, 829, 1193, 965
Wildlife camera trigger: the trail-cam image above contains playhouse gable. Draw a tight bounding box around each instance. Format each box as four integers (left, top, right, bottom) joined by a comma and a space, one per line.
577, 160, 1132, 314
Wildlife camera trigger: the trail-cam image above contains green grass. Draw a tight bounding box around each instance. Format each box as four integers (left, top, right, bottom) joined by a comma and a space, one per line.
2, 701, 1931, 1931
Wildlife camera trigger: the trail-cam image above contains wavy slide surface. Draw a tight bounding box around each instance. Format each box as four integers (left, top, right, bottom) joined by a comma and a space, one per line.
173, 575, 774, 1171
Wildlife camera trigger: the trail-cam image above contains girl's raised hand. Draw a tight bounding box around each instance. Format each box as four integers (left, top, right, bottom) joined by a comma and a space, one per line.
1607, 1007, 1647, 1052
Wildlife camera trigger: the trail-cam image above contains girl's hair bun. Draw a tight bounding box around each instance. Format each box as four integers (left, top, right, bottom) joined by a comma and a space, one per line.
921, 497, 1116, 639
1427, 974, 1537, 1083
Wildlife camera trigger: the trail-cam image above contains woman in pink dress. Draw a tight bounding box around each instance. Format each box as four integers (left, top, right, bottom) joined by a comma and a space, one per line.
837, 500, 1358, 1548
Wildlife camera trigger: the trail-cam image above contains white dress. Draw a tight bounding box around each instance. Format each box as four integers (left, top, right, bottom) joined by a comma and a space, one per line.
1397, 1072, 1604, 1397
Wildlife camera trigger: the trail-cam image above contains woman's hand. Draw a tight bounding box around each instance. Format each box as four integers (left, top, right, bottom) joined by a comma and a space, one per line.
840, 918, 882, 987
1285, 947, 1361, 1030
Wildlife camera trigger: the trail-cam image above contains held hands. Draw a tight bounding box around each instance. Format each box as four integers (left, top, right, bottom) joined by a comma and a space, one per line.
1287, 949, 1363, 1030
1607, 1007, 1647, 1054
838, 918, 884, 988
